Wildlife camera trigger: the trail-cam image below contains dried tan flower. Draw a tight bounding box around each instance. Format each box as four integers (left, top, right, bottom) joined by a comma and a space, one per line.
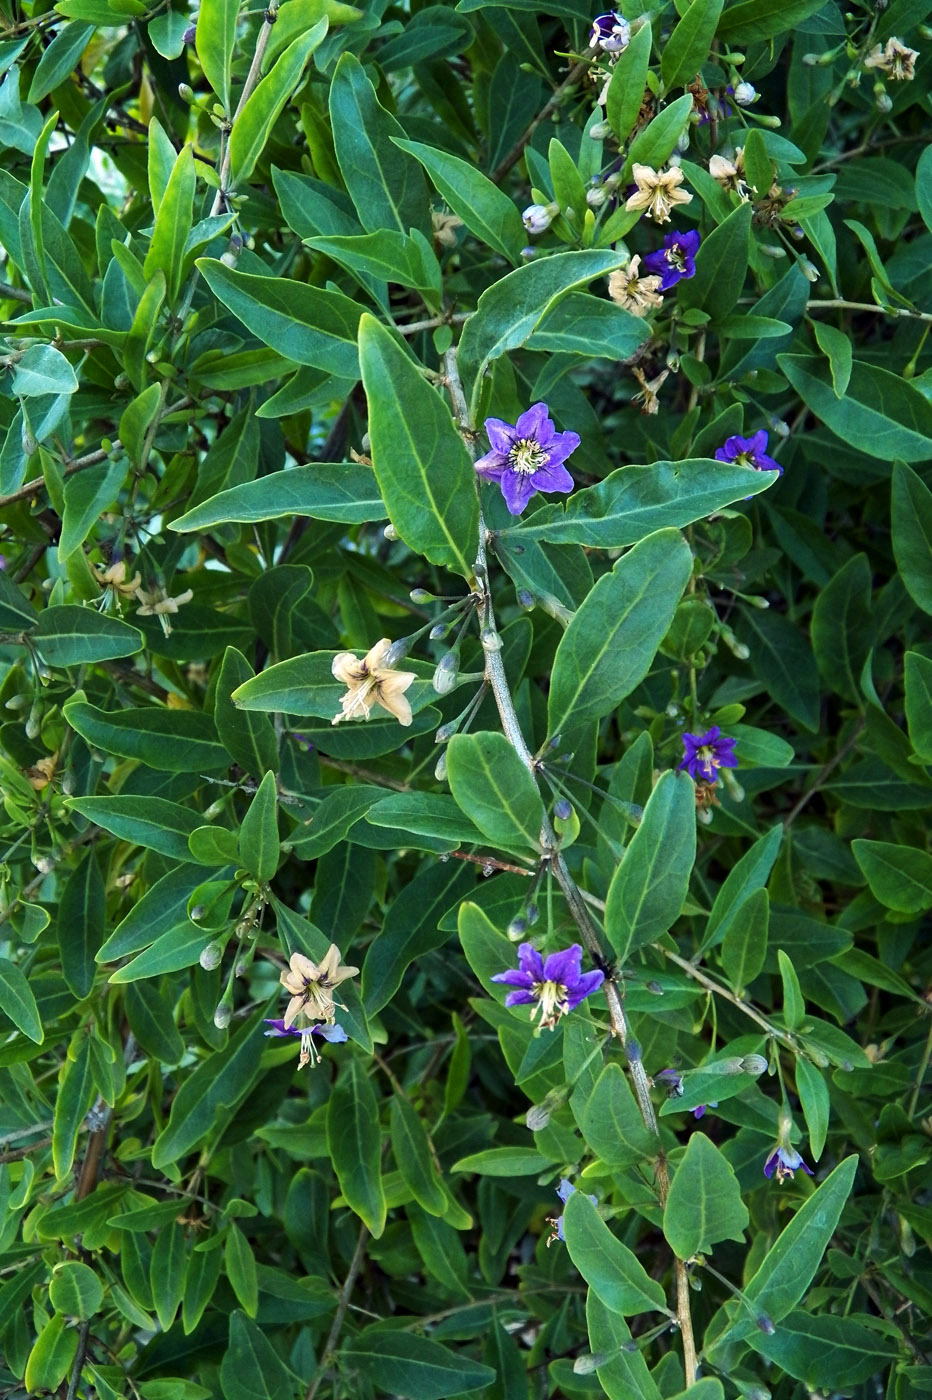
709, 149, 750, 199
432, 211, 463, 248
280, 946, 359, 1028
631, 366, 670, 415
625, 164, 693, 224
864, 36, 918, 80
332, 638, 416, 727
607, 257, 664, 316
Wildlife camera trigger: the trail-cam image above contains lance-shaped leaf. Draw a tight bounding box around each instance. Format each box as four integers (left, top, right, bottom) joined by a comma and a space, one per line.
237, 770, 280, 883
359, 314, 478, 579
677, 202, 752, 321
586, 1293, 663, 1400
499, 459, 774, 549
32, 607, 143, 665
171, 463, 386, 532
63, 693, 228, 772
446, 731, 543, 855
779, 355, 932, 463
142, 143, 195, 305
661, 0, 723, 91
0, 957, 43, 1043
327, 1055, 386, 1237
547, 529, 692, 743
663, 1133, 749, 1259
892, 461, 932, 616
232, 649, 436, 720
195, 0, 237, 113
342, 1328, 494, 1399
604, 771, 695, 963
563, 1190, 670, 1316
228, 21, 328, 185
393, 137, 525, 263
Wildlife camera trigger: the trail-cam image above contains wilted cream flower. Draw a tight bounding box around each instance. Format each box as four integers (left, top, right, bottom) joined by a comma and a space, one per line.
709, 149, 750, 199
864, 36, 918, 80
332, 638, 416, 727
607, 256, 664, 316
97, 558, 142, 595
625, 164, 692, 223
135, 585, 194, 636
431, 211, 463, 248
280, 946, 359, 1028
631, 366, 670, 415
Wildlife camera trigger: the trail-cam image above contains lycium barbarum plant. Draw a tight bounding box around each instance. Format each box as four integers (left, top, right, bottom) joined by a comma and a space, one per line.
0, 1, 929, 1397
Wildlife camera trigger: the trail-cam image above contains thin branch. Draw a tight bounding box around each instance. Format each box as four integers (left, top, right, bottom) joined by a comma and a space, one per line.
490, 60, 590, 185
304, 1223, 369, 1400
806, 299, 932, 324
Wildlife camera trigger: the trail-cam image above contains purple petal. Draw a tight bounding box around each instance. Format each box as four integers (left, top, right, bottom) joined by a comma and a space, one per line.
484, 417, 517, 455
530, 460, 574, 495
677, 230, 701, 257
503, 989, 536, 1007
316, 1023, 348, 1043
474, 449, 507, 480
746, 430, 770, 456
542, 944, 583, 986
491, 968, 535, 989
501, 469, 536, 515
514, 402, 551, 440
556, 1178, 575, 1203
540, 430, 581, 466
516, 943, 545, 981
263, 1019, 300, 1038
763, 1150, 780, 1178
565, 968, 605, 1009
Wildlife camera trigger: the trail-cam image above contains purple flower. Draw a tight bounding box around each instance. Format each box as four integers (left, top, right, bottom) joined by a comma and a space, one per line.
764, 1143, 813, 1183
654, 1068, 716, 1118
491, 942, 604, 1030
677, 727, 738, 785
552, 1178, 599, 1243
715, 430, 782, 476
474, 403, 579, 516
590, 10, 630, 52
642, 229, 701, 290
264, 1018, 347, 1069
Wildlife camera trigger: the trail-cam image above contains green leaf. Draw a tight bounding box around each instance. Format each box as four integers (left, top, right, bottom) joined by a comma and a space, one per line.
563, 1190, 670, 1316
228, 23, 328, 185
796, 1056, 830, 1162
605, 23, 651, 143
214, 647, 279, 777
307, 229, 440, 302
738, 608, 820, 732
451, 1146, 553, 1176
32, 605, 143, 665
108, 924, 215, 984
703, 825, 782, 953
778, 949, 805, 1030
63, 694, 228, 771
362, 859, 473, 1016
27, 21, 93, 102
892, 461, 932, 615
24, 1314, 79, 1395
57, 847, 105, 999
238, 770, 280, 882
392, 137, 525, 263
365, 793, 484, 851
225, 1223, 259, 1318
59, 459, 127, 562
918, 142, 932, 236
905, 651, 932, 762
810, 552, 872, 703
287, 785, 382, 858
499, 459, 775, 548
182, 1245, 222, 1336
124, 980, 185, 1065
663, 1133, 749, 1259
624, 92, 694, 177
779, 355, 932, 463
706, 1156, 858, 1354
98, 864, 203, 962
53, 1037, 96, 1178
0, 957, 43, 1042
342, 1328, 495, 1400
851, 840, 932, 914
148, 9, 189, 58
457, 249, 623, 413
524, 292, 651, 360
661, 0, 723, 91
446, 731, 543, 854
720, 886, 769, 994
329, 52, 430, 239
150, 1222, 187, 1330
582, 1063, 658, 1167
151, 1006, 267, 1167
359, 314, 478, 579
586, 1293, 662, 1400
197, 259, 362, 377
604, 772, 695, 962
678, 203, 752, 321
812, 319, 852, 397
748, 1310, 898, 1387
195, 0, 237, 112
219, 1311, 297, 1400
49, 1260, 104, 1320
67, 795, 205, 861
717, 0, 830, 42
547, 529, 692, 742
10, 343, 79, 396
231, 649, 435, 719
143, 144, 194, 304
327, 1055, 386, 1236
390, 1094, 447, 1217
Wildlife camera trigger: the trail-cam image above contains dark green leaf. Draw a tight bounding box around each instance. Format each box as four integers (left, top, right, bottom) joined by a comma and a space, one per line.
62, 694, 228, 771
446, 731, 543, 854
779, 355, 932, 462
678, 203, 752, 321
891, 461, 932, 615
327, 1056, 386, 1236
563, 1190, 670, 1315
228, 23, 328, 185
393, 138, 525, 263
604, 771, 696, 962
341, 1328, 495, 1399
663, 1133, 749, 1259
661, 0, 723, 91
33, 606, 143, 665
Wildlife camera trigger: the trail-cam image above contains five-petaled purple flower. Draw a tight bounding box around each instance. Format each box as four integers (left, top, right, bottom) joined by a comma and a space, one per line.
264, 1018, 347, 1069
492, 942, 604, 1030
764, 1143, 813, 1183
474, 403, 580, 516
551, 1178, 599, 1243
590, 10, 630, 51
678, 727, 738, 785
643, 230, 701, 290
715, 430, 782, 476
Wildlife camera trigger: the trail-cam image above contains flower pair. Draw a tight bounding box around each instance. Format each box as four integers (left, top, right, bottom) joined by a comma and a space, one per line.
266, 945, 358, 1068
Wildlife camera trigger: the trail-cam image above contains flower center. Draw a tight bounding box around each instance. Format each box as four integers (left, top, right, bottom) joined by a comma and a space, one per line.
733, 450, 758, 469
509, 438, 548, 475
697, 744, 721, 772
531, 978, 569, 1028
668, 246, 687, 270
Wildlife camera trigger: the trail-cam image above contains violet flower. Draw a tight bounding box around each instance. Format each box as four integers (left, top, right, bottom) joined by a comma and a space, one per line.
764, 1142, 814, 1183
264, 1018, 348, 1069
491, 942, 604, 1030
590, 10, 630, 52
715, 430, 782, 475
654, 1067, 716, 1118
678, 727, 738, 785
551, 1178, 598, 1243
474, 403, 579, 516
642, 229, 701, 290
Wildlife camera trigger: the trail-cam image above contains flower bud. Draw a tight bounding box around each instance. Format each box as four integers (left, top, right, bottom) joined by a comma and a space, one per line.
432, 650, 459, 695
178, 82, 196, 102
522, 202, 559, 234
382, 637, 411, 667
742, 1054, 768, 1076
409, 588, 433, 603
383, 523, 399, 541
573, 1355, 605, 1376
756, 1314, 775, 1335
676, 129, 691, 153
586, 182, 608, 209
428, 622, 450, 640
508, 916, 527, 940
480, 627, 502, 652
200, 941, 222, 969
734, 81, 757, 104
525, 902, 539, 926
182, 22, 196, 42
553, 799, 572, 821
517, 589, 535, 610
213, 1000, 232, 1029
434, 752, 447, 782
434, 720, 458, 743
588, 120, 612, 140
800, 256, 820, 282
525, 1102, 551, 1129
874, 82, 893, 113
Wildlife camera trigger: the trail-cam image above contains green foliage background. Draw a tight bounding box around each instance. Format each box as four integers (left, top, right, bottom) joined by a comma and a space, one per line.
0, 0, 930, 1395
